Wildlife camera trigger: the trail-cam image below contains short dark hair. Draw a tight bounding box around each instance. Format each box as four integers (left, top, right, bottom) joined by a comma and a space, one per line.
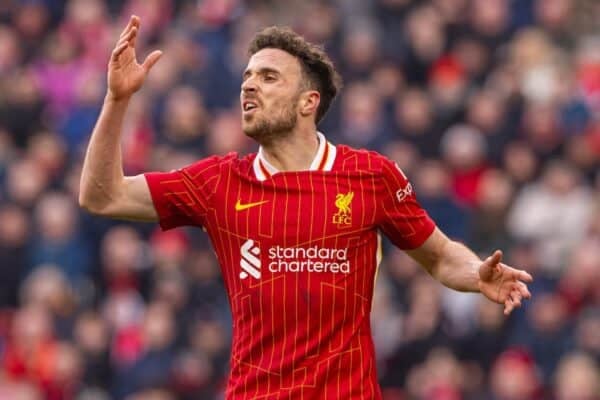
248, 26, 342, 124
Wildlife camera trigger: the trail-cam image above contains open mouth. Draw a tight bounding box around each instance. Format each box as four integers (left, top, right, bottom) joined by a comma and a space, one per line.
243, 101, 259, 113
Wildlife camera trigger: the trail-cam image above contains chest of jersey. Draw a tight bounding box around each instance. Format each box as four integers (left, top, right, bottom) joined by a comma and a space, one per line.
210, 171, 377, 246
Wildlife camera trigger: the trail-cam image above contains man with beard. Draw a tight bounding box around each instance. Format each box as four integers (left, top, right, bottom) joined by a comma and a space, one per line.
79, 16, 533, 400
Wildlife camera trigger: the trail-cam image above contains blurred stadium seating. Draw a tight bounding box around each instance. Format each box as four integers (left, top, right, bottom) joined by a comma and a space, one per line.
0, 0, 598, 399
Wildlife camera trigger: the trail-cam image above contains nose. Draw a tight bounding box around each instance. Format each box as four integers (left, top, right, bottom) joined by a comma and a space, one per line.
241, 76, 257, 94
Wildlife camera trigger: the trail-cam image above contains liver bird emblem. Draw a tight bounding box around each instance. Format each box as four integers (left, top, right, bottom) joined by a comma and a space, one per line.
335, 192, 354, 215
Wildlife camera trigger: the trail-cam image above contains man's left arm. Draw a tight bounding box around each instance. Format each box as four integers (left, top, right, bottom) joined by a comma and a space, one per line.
407, 227, 533, 315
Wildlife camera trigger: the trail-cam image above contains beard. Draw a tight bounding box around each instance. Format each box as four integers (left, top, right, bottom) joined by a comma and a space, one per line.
243, 96, 299, 145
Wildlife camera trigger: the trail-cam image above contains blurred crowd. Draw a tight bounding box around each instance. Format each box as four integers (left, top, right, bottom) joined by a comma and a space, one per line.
0, 0, 598, 399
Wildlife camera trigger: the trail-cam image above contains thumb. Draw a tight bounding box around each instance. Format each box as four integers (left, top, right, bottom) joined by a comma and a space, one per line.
479, 250, 503, 281
142, 50, 163, 73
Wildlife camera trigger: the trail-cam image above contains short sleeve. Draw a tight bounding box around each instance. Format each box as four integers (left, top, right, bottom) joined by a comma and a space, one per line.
376, 157, 436, 249
144, 155, 223, 230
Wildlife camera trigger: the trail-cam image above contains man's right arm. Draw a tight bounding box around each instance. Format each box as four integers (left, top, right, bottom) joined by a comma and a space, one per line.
79, 15, 162, 221
79, 96, 157, 221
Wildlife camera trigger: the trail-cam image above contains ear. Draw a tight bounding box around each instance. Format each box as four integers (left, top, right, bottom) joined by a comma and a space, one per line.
299, 90, 320, 118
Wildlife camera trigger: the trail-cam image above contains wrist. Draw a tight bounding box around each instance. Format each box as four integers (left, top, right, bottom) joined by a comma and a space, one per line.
105, 91, 132, 104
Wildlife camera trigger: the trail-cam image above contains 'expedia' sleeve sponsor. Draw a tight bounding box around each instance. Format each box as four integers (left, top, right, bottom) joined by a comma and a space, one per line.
144, 155, 224, 230
376, 157, 436, 250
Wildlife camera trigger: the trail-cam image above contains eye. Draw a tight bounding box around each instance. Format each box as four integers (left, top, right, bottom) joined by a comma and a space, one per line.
264, 75, 277, 82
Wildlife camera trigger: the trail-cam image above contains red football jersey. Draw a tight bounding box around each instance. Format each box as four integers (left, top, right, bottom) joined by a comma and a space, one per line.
145, 132, 435, 399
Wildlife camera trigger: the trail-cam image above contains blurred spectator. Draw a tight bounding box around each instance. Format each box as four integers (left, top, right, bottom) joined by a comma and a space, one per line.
100, 226, 146, 295
469, 169, 515, 253
404, 348, 465, 400
0, 0, 598, 398
381, 139, 420, 178
394, 87, 441, 158
170, 351, 215, 399
466, 89, 514, 163
557, 239, 600, 315
158, 86, 208, 151
371, 276, 403, 362
511, 292, 573, 383
507, 160, 594, 273
112, 302, 176, 399
19, 265, 77, 340
13, 2, 50, 59
0, 204, 29, 307
335, 81, 390, 151
26, 132, 67, 182
534, 0, 575, 45
205, 110, 250, 155
440, 124, 490, 206
488, 348, 542, 400
450, 34, 490, 82
381, 275, 449, 387
187, 318, 230, 387
369, 62, 405, 106
5, 157, 50, 208
428, 56, 469, 123
73, 312, 112, 392
34, 31, 84, 122
29, 191, 91, 286
340, 19, 381, 80
58, 73, 104, 155
552, 352, 599, 400
413, 160, 469, 240
574, 308, 600, 362
469, 0, 511, 48
402, 5, 446, 84
0, 69, 44, 148
457, 298, 509, 373
2, 305, 59, 398
59, 0, 112, 69
502, 141, 540, 186
0, 25, 22, 73
119, 0, 173, 43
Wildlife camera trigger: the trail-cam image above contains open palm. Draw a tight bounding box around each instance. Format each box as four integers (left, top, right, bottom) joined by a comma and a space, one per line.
478, 250, 533, 315
108, 16, 162, 101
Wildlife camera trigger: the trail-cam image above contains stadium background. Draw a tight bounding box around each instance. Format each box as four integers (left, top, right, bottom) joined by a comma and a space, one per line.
0, 0, 598, 399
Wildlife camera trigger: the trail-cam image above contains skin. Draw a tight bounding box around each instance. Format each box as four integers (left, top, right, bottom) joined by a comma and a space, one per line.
79, 16, 532, 315
240, 47, 322, 171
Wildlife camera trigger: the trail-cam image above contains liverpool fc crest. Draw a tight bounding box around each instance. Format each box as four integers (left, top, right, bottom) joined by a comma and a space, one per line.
333, 192, 354, 227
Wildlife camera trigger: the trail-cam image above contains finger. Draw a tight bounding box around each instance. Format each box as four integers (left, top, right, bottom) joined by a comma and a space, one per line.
130, 25, 139, 48
486, 250, 503, 269
516, 282, 531, 299
142, 50, 163, 72
479, 250, 503, 281
111, 41, 129, 61
501, 264, 534, 283
510, 291, 522, 308
518, 270, 534, 283
492, 249, 503, 265
119, 15, 137, 38
116, 27, 136, 49
504, 298, 514, 315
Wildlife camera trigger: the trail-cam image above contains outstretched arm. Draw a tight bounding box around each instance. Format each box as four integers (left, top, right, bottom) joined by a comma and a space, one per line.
407, 228, 533, 315
79, 16, 162, 221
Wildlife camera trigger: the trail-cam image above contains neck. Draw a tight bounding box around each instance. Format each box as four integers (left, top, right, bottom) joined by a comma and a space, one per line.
259, 126, 319, 171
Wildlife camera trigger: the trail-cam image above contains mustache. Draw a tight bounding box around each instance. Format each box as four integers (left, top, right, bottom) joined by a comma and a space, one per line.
242, 96, 261, 103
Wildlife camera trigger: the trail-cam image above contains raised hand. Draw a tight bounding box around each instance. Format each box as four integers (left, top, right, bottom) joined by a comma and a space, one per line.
478, 250, 533, 315
107, 15, 162, 101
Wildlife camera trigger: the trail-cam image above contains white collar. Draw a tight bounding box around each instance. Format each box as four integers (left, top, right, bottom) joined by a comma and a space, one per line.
252, 131, 337, 181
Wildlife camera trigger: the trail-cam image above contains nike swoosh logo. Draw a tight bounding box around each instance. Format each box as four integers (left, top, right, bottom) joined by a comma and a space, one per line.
235, 199, 269, 211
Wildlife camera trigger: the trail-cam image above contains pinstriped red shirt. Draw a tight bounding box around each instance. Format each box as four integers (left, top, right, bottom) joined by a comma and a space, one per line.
145, 133, 435, 399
